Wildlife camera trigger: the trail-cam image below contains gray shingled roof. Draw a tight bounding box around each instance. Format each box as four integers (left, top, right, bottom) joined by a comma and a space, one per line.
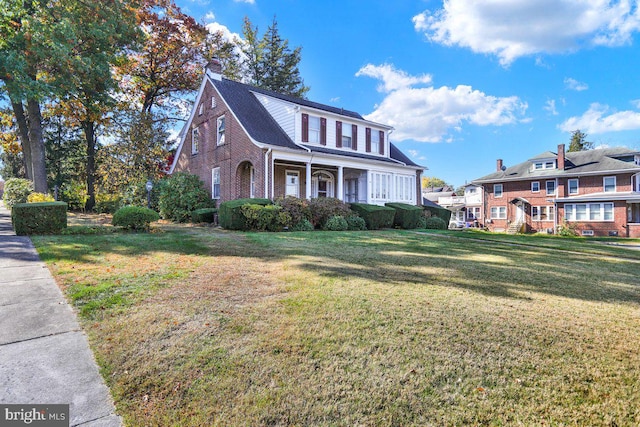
473, 147, 640, 183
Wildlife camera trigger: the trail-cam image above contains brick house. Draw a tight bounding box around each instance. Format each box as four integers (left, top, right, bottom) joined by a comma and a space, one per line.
471, 144, 640, 237
169, 61, 424, 206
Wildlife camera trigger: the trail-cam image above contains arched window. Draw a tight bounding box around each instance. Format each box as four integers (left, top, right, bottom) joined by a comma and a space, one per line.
311, 171, 334, 198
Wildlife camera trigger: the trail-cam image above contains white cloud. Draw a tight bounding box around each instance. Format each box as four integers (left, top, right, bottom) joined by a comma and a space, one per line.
204, 11, 215, 22
559, 103, 640, 133
564, 77, 589, 91
234, 0, 255, 3
544, 99, 558, 115
407, 149, 427, 160
356, 64, 527, 143
413, 0, 640, 66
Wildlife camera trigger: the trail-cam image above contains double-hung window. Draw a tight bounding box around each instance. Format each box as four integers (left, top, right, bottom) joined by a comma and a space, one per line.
342, 123, 352, 149
603, 176, 616, 193
308, 116, 320, 143
546, 180, 556, 196
211, 167, 220, 199
371, 130, 380, 153
565, 203, 614, 221
531, 181, 540, 192
494, 184, 503, 198
490, 206, 506, 219
217, 116, 226, 145
192, 127, 200, 154
568, 179, 579, 195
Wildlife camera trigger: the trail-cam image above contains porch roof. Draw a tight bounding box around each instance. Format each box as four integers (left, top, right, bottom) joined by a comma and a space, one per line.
553, 192, 640, 203
301, 144, 422, 168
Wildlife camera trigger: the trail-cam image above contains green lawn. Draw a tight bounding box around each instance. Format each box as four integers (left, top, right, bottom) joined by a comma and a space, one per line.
33, 227, 640, 426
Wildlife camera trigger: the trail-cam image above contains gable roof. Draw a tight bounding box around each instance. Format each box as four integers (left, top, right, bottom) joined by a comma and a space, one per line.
473, 147, 640, 183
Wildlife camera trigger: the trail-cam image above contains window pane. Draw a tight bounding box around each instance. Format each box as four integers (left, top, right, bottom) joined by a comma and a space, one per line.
565, 205, 574, 221
532, 182, 539, 192
569, 179, 578, 194
604, 177, 616, 192
549, 206, 555, 221
576, 204, 587, 220
590, 204, 601, 220
546, 181, 556, 195
604, 203, 613, 221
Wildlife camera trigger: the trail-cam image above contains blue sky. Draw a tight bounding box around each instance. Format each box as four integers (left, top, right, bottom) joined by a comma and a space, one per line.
177, 0, 640, 187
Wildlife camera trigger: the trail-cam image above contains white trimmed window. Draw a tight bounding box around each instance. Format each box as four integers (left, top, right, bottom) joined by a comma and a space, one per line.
192, 127, 200, 154
308, 116, 320, 143
211, 167, 220, 199
198, 103, 203, 116
250, 166, 255, 198
531, 181, 540, 192
467, 207, 481, 220
371, 130, 380, 153
603, 176, 616, 193
211, 96, 216, 108
494, 184, 503, 198
395, 175, 414, 202
532, 206, 555, 221
568, 179, 579, 195
533, 161, 555, 170
546, 180, 556, 195
564, 203, 614, 221
285, 170, 300, 197
217, 115, 226, 146
370, 172, 392, 201
490, 206, 506, 219
342, 123, 352, 149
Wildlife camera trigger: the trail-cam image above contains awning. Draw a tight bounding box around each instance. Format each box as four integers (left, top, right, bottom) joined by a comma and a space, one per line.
510, 197, 530, 204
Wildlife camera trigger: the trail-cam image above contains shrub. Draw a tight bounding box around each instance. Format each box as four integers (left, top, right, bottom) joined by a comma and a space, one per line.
27, 192, 55, 203
308, 197, 352, 229
346, 215, 367, 231
557, 221, 578, 237
425, 216, 447, 230
290, 219, 314, 232
191, 208, 218, 223
423, 205, 452, 224
349, 203, 395, 230
3, 178, 33, 208
94, 194, 122, 214
324, 215, 349, 231
386, 202, 423, 229
274, 197, 311, 226
158, 173, 215, 222
218, 198, 272, 230
12, 202, 67, 235
58, 182, 88, 211
241, 204, 290, 231
121, 178, 166, 211
417, 216, 427, 229
112, 206, 160, 231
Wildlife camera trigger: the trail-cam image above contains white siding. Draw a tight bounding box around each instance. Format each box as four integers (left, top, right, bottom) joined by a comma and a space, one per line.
254, 93, 296, 140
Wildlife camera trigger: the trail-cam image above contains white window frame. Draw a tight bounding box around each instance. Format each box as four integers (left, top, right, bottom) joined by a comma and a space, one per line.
494, 184, 503, 198
532, 206, 555, 221
603, 176, 616, 193
342, 123, 352, 149
198, 103, 203, 116
370, 130, 380, 153
285, 170, 300, 198
217, 115, 226, 146
564, 203, 614, 222
191, 127, 200, 155
395, 175, 414, 203
467, 206, 481, 220
490, 206, 507, 219
211, 96, 216, 108
546, 180, 556, 196
370, 172, 392, 201
250, 166, 255, 198
531, 181, 540, 192
533, 161, 555, 170
568, 179, 579, 195
211, 167, 220, 199
308, 115, 320, 144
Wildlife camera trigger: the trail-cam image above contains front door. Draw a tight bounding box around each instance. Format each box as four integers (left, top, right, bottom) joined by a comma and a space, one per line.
516, 202, 525, 222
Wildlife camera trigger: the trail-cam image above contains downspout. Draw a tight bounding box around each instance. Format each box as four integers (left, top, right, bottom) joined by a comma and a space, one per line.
264, 148, 272, 199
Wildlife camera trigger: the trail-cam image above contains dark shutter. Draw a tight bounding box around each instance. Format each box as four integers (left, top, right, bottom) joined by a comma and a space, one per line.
352, 125, 357, 150
320, 118, 327, 145
379, 131, 385, 155
336, 121, 342, 148
301, 113, 309, 142
366, 128, 371, 152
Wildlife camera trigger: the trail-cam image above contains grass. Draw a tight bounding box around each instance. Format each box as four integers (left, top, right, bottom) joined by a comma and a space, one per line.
32, 226, 640, 426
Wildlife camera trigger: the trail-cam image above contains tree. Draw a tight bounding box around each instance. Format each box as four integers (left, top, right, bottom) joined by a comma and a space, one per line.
241, 16, 309, 98
421, 176, 451, 190
568, 129, 593, 152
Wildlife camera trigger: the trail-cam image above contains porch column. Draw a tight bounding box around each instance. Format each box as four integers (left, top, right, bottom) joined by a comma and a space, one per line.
366, 170, 371, 204
306, 162, 312, 200
337, 166, 344, 201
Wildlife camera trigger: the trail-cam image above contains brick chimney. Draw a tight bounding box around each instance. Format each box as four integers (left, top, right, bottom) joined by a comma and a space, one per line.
557, 143, 565, 170
205, 58, 222, 81
496, 158, 503, 172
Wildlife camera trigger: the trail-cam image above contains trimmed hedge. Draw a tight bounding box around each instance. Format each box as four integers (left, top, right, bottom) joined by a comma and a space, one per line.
3, 178, 33, 208
218, 198, 272, 230
112, 206, 160, 231
425, 216, 447, 230
423, 205, 452, 224
191, 208, 218, 223
12, 202, 67, 235
349, 203, 395, 230
386, 202, 423, 229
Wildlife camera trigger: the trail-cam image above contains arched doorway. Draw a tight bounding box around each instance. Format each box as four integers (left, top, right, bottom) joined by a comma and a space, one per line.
312, 170, 334, 198
236, 161, 255, 199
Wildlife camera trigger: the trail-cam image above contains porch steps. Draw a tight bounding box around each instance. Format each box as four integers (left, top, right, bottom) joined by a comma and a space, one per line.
506, 221, 524, 235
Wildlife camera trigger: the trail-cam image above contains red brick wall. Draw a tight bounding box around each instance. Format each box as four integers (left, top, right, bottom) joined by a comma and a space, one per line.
172, 80, 265, 204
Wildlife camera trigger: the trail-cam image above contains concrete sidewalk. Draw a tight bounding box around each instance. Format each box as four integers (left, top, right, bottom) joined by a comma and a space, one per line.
0, 202, 122, 426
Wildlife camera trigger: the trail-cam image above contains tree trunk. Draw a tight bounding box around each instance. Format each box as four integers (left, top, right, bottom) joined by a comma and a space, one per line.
83, 120, 96, 211
26, 98, 48, 193
10, 101, 33, 180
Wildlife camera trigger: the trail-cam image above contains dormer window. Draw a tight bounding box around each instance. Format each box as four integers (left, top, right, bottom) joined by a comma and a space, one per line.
533, 160, 556, 170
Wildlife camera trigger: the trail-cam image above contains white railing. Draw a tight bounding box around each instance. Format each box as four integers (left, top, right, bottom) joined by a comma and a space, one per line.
438, 196, 465, 206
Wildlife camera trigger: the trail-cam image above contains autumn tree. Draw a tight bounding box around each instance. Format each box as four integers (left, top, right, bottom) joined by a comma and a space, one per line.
421, 176, 451, 190
568, 129, 593, 152
241, 16, 309, 98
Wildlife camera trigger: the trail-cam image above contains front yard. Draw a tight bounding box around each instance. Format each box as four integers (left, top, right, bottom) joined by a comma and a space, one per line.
33, 226, 640, 426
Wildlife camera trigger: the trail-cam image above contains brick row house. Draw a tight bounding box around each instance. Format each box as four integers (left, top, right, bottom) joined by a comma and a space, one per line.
169, 61, 424, 206
472, 144, 640, 237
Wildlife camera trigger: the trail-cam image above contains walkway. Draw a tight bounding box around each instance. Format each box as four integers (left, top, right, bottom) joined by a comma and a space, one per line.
0, 202, 121, 426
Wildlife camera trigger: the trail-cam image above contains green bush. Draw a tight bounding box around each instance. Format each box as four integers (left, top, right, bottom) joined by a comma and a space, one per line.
290, 219, 314, 232
423, 205, 452, 224
349, 203, 395, 230
425, 216, 447, 230
417, 216, 427, 229
58, 182, 88, 211
112, 206, 160, 231
308, 197, 352, 229
12, 202, 67, 235
324, 215, 349, 231
557, 221, 578, 237
346, 215, 367, 231
94, 194, 122, 214
3, 178, 33, 208
241, 204, 290, 231
191, 208, 218, 223
275, 197, 311, 226
121, 178, 166, 211
386, 202, 423, 229
218, 198, 272, 230
158, 173, 214, 222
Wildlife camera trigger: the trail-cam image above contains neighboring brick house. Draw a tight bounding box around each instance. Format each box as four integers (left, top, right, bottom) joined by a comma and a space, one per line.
169, 60, 424, 206
472, 144, 640, 237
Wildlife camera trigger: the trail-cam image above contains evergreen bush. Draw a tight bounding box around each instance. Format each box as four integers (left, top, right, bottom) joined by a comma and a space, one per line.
346, 215, 367, 231
158, 173, 214, 222
425, 216, 447, 230
324, 215, 349, 231
94, 194, 122, 213
218, 198, 272, 230
290, 219, 314, 232
349, 203, 395, 230
308, 197, 352, 229
241, 204, 290, 231
12, 202, 67, 235
386, 202, 423, 229
3, 178, 33, 208
112, 206, 160, 231
275, 197, 311, 226
191, 208, 218, 223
